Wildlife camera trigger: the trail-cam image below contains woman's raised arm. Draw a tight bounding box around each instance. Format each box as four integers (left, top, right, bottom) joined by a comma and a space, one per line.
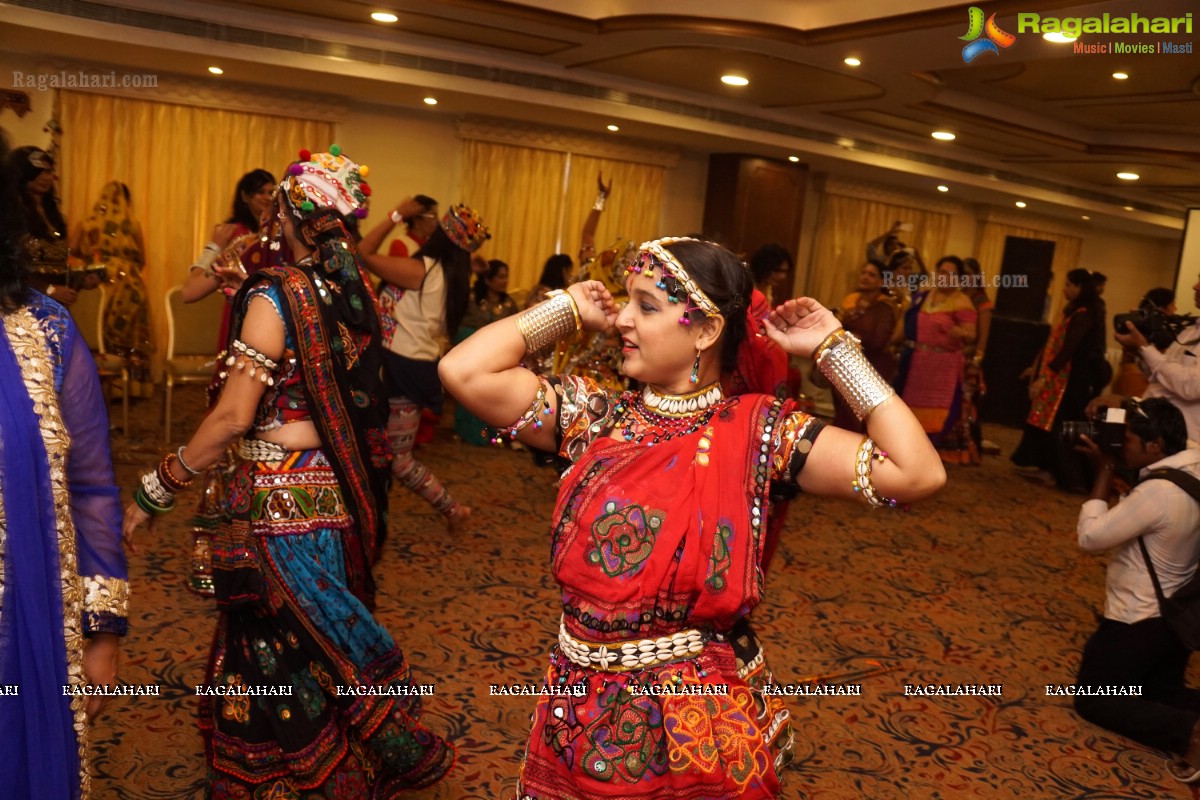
764, 297, 946, 504
440, 281, 616, 452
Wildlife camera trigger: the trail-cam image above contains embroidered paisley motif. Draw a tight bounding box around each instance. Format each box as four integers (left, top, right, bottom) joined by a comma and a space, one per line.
587, 502, 664, 578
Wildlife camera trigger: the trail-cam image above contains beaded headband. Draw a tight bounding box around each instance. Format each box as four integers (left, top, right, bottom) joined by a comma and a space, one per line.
441, 204, 491, 252
281, 145, 371, 221
625, 237, 720, 325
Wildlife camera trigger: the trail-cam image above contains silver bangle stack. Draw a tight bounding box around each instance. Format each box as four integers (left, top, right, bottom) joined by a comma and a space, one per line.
814, 329, 895, 420
592, 192, 608, 212
515, 289, 581, 354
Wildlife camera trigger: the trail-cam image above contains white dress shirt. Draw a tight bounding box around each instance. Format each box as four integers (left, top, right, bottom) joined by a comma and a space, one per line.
1077, 447, 1200, 624
1141, 321, 1200, 445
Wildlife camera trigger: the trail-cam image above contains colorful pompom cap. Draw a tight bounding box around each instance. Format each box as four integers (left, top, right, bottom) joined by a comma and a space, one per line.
440, 204, 491, 253
281, 148, 370, 221
298, 148, 312, 161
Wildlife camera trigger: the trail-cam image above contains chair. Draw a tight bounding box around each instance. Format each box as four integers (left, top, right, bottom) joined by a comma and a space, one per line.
163, 285, 225, 443
70, 285, 130, 435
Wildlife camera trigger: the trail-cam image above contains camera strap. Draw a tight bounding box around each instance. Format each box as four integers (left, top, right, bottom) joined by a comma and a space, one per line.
1135, 467, 1200, 607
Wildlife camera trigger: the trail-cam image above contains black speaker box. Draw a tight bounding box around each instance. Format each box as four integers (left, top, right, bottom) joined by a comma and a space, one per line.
982, 317, 1050, 427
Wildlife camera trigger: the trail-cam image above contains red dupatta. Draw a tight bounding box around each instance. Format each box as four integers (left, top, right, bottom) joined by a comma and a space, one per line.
1027, 308, 1083, 432
552, 393, 785, 641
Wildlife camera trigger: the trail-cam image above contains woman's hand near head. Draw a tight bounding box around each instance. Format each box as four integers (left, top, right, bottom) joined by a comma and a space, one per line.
567, 280, 617, 333
393, 197, 425, 221
763, 297, 842, 357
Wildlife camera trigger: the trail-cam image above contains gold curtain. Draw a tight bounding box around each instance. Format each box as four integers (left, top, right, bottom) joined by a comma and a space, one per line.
806, 194, 951, 308
459, 140, 567, 291
459, 141, 665, 292
561, 153, 665, 265
974, 221, 1081, 320
59, 90, 333, 375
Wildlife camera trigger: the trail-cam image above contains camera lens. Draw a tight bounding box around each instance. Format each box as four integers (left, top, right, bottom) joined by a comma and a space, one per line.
1059, 420, 1096, 446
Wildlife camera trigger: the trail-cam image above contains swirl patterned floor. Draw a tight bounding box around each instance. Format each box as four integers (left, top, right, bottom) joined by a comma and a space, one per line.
94, 387, 1196, 799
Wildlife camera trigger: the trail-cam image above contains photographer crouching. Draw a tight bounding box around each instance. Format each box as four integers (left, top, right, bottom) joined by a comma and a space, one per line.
1074, 397, 1200, 783
1089, 275, 1200, 445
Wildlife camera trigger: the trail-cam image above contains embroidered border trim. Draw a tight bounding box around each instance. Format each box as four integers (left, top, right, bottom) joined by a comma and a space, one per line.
83, 575, 130, 618
4, 306, 91, 797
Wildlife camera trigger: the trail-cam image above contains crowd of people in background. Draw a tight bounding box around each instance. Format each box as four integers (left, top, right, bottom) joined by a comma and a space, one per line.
5, 127, 1200, 799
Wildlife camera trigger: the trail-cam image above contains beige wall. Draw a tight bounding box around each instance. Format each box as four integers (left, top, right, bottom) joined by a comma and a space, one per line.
1080, 230, 1180, 320
335, 103, 463, 252
659, 150, 707, 239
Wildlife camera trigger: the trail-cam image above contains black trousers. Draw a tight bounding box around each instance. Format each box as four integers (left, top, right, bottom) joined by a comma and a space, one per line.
1074, 616, 1200, 754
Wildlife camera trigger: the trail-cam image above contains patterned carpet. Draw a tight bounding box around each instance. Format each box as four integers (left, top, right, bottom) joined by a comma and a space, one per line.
92, 386, 1197, 800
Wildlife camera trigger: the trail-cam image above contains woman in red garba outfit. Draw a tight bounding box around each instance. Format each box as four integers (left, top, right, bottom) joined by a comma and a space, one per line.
441, 236, 945, 799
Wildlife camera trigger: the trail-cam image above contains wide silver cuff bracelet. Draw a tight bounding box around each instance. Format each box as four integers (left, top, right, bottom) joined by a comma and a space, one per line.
815, 330, 896, 420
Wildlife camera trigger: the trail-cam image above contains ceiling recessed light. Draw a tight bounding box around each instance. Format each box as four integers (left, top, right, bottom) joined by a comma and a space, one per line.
606, 124, 620, 132
1081, 215, 1090, 220
1043, 32, 1077, 43
720, 74, 749, 87
1113, 71, 1129, 80
787, 155, 799, 163
371, 11, 398, 23
931, 130, 956, 141
1015, 201, 1027, 208
1124, 205, 1135, 211
937, 185, 949, 192
207, 66, 223, 75
844, 57, 861, 67
1117, 172, 1140, 181
423, 97, 437, 105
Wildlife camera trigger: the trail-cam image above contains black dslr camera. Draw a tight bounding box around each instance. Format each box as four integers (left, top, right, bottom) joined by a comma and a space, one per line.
1113, 307, 1196, 350
1059, 406, 1127, 456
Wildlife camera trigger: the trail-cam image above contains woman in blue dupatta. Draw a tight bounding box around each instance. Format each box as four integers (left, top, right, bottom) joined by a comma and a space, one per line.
122, 148, 453, 798
0, 134, 128, 800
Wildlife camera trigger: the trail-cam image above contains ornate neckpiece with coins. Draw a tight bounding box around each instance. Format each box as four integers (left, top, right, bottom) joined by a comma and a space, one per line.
615, 382, 724, 444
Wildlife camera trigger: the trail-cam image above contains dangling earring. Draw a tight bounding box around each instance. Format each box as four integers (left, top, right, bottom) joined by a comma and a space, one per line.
690, 347, 702, 384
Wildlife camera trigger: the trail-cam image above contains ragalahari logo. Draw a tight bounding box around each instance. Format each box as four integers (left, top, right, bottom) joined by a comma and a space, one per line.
960, 7, 1016, 62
